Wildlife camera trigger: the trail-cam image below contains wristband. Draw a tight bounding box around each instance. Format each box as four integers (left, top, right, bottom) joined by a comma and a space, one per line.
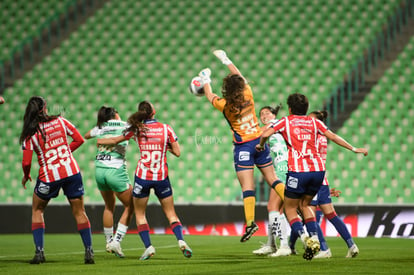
351, 147, 357, 152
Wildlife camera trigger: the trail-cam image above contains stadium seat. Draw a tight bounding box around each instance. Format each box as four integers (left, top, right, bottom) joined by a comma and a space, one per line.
1, 0, 410, 204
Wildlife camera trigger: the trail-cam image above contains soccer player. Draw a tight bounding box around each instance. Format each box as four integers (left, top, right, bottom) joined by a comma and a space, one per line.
198, 50, 285, 242
252, 105, 291, 256
20, 96, 94, 264
84, 106, 133, 258
308, 110, 359, 258
97, 100, 192, 260
256, 93, 368, 260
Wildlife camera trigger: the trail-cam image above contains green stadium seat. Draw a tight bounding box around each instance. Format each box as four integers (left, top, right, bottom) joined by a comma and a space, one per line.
1, 0, 411, 203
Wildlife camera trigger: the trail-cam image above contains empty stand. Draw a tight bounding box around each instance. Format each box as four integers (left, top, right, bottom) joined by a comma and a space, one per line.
0, 0, 411, 204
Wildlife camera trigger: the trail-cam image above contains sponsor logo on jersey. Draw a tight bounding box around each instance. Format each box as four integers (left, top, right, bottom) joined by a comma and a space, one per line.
239, 151, 250, 161
287, 176, 299, 189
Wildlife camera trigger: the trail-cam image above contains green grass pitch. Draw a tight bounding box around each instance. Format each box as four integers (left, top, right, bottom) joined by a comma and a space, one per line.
0, 234, 413, 274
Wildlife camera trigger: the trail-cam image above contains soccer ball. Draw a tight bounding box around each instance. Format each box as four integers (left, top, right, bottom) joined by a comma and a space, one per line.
189, 76, 205, 97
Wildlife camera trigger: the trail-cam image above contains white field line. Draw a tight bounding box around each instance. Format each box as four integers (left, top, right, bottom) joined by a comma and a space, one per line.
0, 244, 177, 259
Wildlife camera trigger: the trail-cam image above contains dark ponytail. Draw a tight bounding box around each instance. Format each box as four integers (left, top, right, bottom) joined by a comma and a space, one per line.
310, 110, 328, 123
97, 106, 117, 128
19, 96, 59, 144
126, 101, 154, 137
260, 103, 282, 117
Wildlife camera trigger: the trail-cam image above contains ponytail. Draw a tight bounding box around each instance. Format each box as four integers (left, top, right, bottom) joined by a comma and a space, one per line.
19, 96, 58, 144
126, 101, 154, 137
310, 110, 328, 123
97, 106, 117, 128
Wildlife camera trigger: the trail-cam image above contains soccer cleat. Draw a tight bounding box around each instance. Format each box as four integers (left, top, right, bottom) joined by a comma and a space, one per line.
178, 240, 193, 258
84, 248, 95, 264
289, 240, 298, 255
29, 250, 45, 264
240, 222, 259, 242
346, 244, 359, 258
269, 246, 292, 257
302, 235, 320, 261
140, 245, 155, 260
105, 243, 111, 253
252, 244, 276, 255
108, 241, 125, 258
314, 249, 332, 259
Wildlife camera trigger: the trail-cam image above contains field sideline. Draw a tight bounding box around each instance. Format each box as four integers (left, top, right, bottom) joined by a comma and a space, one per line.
0, 234, 413, 274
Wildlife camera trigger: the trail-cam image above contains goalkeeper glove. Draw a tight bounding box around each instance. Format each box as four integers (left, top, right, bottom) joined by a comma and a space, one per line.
213, 49, 232, 65
199, 68, 211, 85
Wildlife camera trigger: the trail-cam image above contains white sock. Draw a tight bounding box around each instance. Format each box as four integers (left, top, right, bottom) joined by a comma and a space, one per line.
104, 227, 113, 244
279, 213, 289, 247
300, 233, 309, 245
114, 222, 128, 243
268, 211, 279, 247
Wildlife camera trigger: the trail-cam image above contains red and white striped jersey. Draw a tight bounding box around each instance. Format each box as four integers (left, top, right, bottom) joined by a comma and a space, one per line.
316, 134, 329, 186
271, 115, 328, 172
317, 134, 328, 163
22, 117, 83, 182
125, 119, 177, 181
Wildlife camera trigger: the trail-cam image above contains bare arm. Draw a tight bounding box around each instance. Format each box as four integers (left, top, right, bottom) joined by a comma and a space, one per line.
168, 141, 180, 157
213, 50, 247, 82
203, 83, 219, 104
256, 127, 276, 150
97, 135, 127, 145
84, 129, 92, 139
324, 130, 368, 156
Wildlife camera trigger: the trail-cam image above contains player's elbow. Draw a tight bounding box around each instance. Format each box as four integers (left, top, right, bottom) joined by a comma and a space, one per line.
262, 128, 274, 139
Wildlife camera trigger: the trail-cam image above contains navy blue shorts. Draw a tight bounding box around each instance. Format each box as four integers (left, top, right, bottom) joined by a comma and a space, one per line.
233, 138, 273, 171
133, 175, 173, 199
34, 173, 84, 200
311, 185, 332, 206
285, 171, 325, 199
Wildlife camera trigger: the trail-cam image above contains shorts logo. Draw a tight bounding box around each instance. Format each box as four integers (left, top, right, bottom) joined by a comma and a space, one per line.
133, 183, 143, 195
287, 176, 299, 189
239, 151, 250, 161
161, 187, 171, 194
38, 183, 50, 195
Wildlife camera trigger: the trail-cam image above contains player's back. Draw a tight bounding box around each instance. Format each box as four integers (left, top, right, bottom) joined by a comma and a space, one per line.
213, 84, 261, 143
133, 119, 177, 181
273, 115, 327, 172
28, 117, 80, 182
94, 120, 128, 168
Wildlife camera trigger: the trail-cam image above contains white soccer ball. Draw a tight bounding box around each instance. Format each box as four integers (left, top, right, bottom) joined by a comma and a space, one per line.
189, 76, 205, 97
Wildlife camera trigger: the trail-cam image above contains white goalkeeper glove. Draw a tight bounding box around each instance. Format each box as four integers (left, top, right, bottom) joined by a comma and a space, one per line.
199, 68, 211, 85
213, 49, 232, 65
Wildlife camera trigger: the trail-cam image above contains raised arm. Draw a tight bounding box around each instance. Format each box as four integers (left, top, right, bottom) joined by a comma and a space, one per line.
213, 50, 246, 82
198, 68, 218, 104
